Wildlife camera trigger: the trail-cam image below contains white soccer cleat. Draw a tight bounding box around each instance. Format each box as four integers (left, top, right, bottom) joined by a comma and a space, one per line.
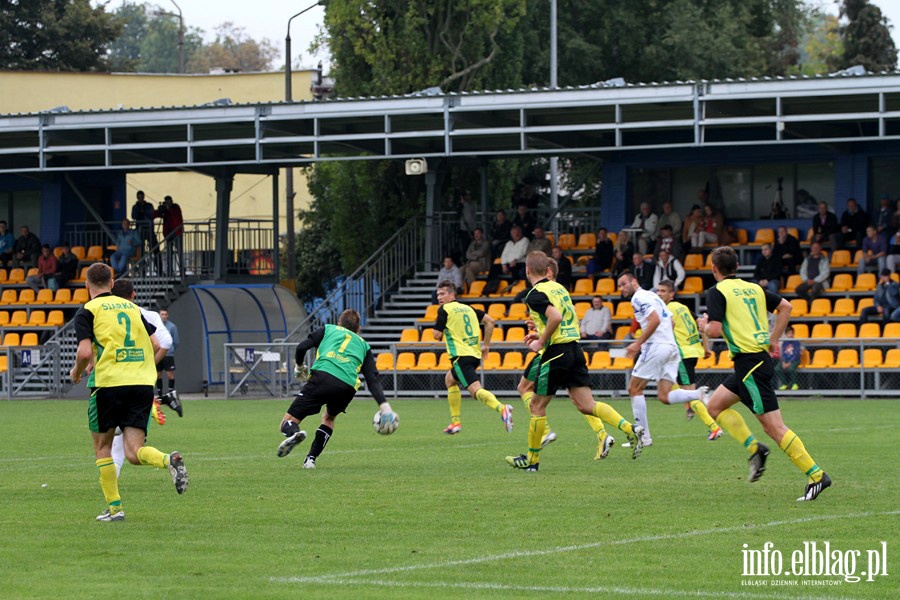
302, 456, 316, 469
697, 385, 710, 405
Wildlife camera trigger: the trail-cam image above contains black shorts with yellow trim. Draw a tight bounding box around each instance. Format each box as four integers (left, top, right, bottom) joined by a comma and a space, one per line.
450, 355, 481, 388
523, 353, 541, 382
722, 351, 779, 415
88, 385, 155, 434
534, 341, 591, 397
678, 357, 698, 386
287, 370, 357, 420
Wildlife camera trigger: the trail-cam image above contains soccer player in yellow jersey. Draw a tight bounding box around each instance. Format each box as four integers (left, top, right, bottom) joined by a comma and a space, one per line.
506, 252, 644, 471
432, 281, 513, 434
655, 279, 723, 441
697, 247, 831, 501
69, 263, 188, 522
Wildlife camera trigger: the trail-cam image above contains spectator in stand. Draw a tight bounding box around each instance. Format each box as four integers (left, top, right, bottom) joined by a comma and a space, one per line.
631, 202, 658, 255
652, 249, 685, 290
26, 244, 60, 292
511, 203, 535, 239
753, 243, 783, 293
690, 203, 722, 250
489, 209, 512, 258
859, 269, 900, 324
580, 296, 612, 340
795, 242, 830, 301
0, 220, 14, 268
156, 195, 184, 275
588, 227, 615, 277
110, 218, 142, 275
888, 228, 900, 275
875, 195, 893, 237
857, 225, 887, 275
630, 252, 655, 291
550, 246, 572, 290
892, 198, 900, 235
654, 225, 683, 262
682, 204, 703, 253
774, 226, 802, 276
461, 227, 490, 289
433, 256, 463, 303
839, 198, 869, 249
613, 230, 635, 276
811, 201, 840, 250
527, 226, 552, 256
656, 202, 682, 245
57, 243, 79, 287
131, 190, 157, 259
12, 225, 41, 269
486, 225, 529, 290
775, 326, 802, 391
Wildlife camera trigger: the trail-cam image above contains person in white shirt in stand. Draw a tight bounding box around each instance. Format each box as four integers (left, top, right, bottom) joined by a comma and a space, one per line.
580, 296, 612, 340
617, 272, 708, 446
652, 249, 686, 290
631, 202, 659, 255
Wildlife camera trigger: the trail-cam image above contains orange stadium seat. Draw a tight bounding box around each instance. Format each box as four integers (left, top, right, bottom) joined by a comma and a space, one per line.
883, 323, 900, 339
506, 303, 528, 320
590, 351, 611, 370
72, 289, 89, 304
418, 305, 439, 323
614, 302, 634, 319
573, 278, 594, 296
505, 327, 526, 343
489, 328, 504, 343
8, 311, 27, 327
399, 329, 419, 344
1, 333, 20, 347
6, 268, 25, 284
830, 273, 853, 292
0, 312, 8, 326
863, 349, 884, 369
463, 281, 486, 298
810, 323, 832, 339
52, 288, 72, 304
21, 333, 39, 346
681, 277, 703, 295
595, 278, 616, 295
0, 289, 17, 305
576, 232, 596, 249
732, 228, 749, 245
482, 353, 502, 370
834, 349, 859, 369
413, 353, 437, 370
557, 233, 576, 250
437, 353, 451, 371
501, 280, 526, 297
854, 297, 873, 315
882, 349, 900, 369
831, 298, 855, 317
376, 353, 394, 371
26, 311, 46, 327
697, 353, 716, 369
714, 351, 734, 370
71, 246, 86, 261
86, 245, 104, 262
833, 323, 857, 339
0, 268, 6, 284
809, 349, 834, 369
851, 273, 876, 292
46, 310, 65, 328
419, 329, 435, 342
789, 299, 808, 317
614, 325, 631, 339
806, 298, 831, 317
487, 303, 506, 320
35, 289, 54, 304
781, 275, 801, 293
858, 323, 881, 339
574, 302, 591, 320
610, 356, 634, 370
829, 250, 851, 268
501, 352, 524, 370
395, 352, 416, 370
750, 228, 774, 245
14, 289, 35, 305
791, 323, 809, 339
683, 254, 704, 271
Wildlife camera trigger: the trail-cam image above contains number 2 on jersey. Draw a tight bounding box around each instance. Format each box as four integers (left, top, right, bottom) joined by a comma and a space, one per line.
117, 312, 136, 347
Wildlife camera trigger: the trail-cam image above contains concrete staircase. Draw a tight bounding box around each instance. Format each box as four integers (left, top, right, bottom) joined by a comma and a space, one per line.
363, 271, 437, 350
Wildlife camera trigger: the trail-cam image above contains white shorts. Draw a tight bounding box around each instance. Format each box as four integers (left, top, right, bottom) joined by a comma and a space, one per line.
631, 343, 680, 383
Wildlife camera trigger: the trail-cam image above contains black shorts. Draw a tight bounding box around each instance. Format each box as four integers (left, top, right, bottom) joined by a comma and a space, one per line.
523, 353, 541, 382
678, 357, 698, 386
449, 356, 481, 388
157, 356, 176, 371
723, 352, 779, 415
287, 370, 357, 420
534, 341, 591, 397
88, 385, 155, 434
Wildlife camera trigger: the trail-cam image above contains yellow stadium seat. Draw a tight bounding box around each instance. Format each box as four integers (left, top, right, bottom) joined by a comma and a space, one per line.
375, 353, 394, 371
595, 278, 616, 295
683, 254, 703, 271
35, 289, 54, 304
6, 268, 25, 284
574, 301, 591, 320
71, 288, 89, 304
437, 353, 451, 371
0, 312, 8, 326
789, 299, 808, 317
395, 352, 416, 370
399, 329, 419, 344
833, 323, 856, 339
614, 325, 631, 339
791, 323, 809, 339
505, 327, 526, 343
831, 298, 855, 317
545, 233, 555, 246
506, 303, 528, 320
1, 289, 17, 305
696, 353, 716, 369
781, 275, 801, 293
26, 310, 46, 327
834, 349, 859, 369
463, 281, 486, 298
788, 227, 800, 240
14, 289, 36, 305
483, 353, 502, 370
0, 268, 6, 283
799, 349, 811, 367
829, 250, 851, 268
809, 349, 834, 368
607, 232, 617, 244
750, 228, 774, 245
851, 273, 876, 292
72, 267, 90, 284
418, 305, 439, 323
501, 352, 524, 370
806, 298, 831, 317
413, 352, 437, 370
0, 355, 6, 373
829, 273, 853, 292
590, 351, 611, 370
882, 323, 900, 339
714, 351, 734, 369
502, 280, 527, 297
8, 311, 27, 327
524, 351, 537, 366
614, 302, 634, 319
576, 232, 596, 249
21, 332, 38, 346
70, 246, 86, 261
863, 349, 883, 369
610, 356, 634, 370
1, 332, 20, 347
419, 329, 435, 342
858, 322, 881, 339
733, 228, 749, 245
489, 328, 504, 343
469, 303, 485, 312
854, 297, 873, 315
52, 288, 72, 304
86, 245, 104, 261
882, 349, 900, 369
573, 278, 594, 295
810, 323, 832, 339
557, 233, 576, 250
682, 276, 703, 294
46, 310, 65, 327
487, 303, 506, 320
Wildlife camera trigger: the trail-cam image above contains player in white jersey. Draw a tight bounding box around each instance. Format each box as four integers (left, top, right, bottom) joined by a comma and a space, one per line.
617, 272, 707, 446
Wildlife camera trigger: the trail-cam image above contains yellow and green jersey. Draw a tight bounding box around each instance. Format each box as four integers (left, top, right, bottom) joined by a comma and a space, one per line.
706, 277, 782, 357
433, 301, 485, 359
73, 292, 158, 387
310, 324, 371, 390
524, 279, 580, 347
667, 300, 704, 360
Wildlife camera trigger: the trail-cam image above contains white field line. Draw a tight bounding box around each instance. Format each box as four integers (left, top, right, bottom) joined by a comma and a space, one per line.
272, 510, 898, 585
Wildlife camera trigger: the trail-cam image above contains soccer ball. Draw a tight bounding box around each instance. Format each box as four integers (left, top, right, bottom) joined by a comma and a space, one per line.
373, 410, 399, 435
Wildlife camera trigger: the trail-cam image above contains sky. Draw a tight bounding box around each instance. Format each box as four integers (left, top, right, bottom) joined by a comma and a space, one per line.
101, 0, 900, 74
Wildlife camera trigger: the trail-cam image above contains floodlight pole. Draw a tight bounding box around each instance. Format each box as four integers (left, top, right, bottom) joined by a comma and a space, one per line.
549, 0, 559, 233
170, 0, 184, 74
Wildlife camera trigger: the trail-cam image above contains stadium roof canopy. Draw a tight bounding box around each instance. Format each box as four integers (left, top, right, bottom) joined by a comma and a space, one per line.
1, 70, 899, 174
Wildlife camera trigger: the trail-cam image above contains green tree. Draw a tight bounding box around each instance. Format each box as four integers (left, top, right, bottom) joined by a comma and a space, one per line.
795, 13, 844, 75
107, 1, 148, 72
0, 0, 122, 71
187, 23, 278, 73
834, 0, 897, 71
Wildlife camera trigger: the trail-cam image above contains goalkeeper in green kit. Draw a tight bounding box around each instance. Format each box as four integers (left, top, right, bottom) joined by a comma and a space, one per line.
277, 309, 395, 469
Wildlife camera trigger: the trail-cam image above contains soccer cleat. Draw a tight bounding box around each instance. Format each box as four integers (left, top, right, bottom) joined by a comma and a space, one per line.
625, 425, 645, 459
151, 400, 166, 426
778, 384, 788, 391
500, 404, 514, 432
685, 404, 695, 421
159, 390, 182, 417
302, 456, 316, 469
277, 430, 307, 457
707, 426, 723, 441
96, 509, 125, 522
797, 472, 832, 502
594, 432, 615, 460
696, 385, 709, 405
540, 429, 557, 448
791, 384, 799, 390
443, 422, 461, 435
506, 454, 532, 468
748, 443, 770, 483
167, 451, 189, 494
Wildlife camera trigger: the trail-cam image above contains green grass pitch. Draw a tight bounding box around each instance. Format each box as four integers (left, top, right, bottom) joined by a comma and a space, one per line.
0, 397, 897, 599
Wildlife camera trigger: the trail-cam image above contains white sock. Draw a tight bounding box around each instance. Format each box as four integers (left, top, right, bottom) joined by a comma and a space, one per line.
667, 388, 700, 404
631, 394, 650, 438
112, 433, 125, 478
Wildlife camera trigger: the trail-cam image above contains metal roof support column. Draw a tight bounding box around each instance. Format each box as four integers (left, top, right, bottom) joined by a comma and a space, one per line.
272, 170, 280, 283
213, 172, 234, 281
480, 162, 489, 233
424, 169, 436, 270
